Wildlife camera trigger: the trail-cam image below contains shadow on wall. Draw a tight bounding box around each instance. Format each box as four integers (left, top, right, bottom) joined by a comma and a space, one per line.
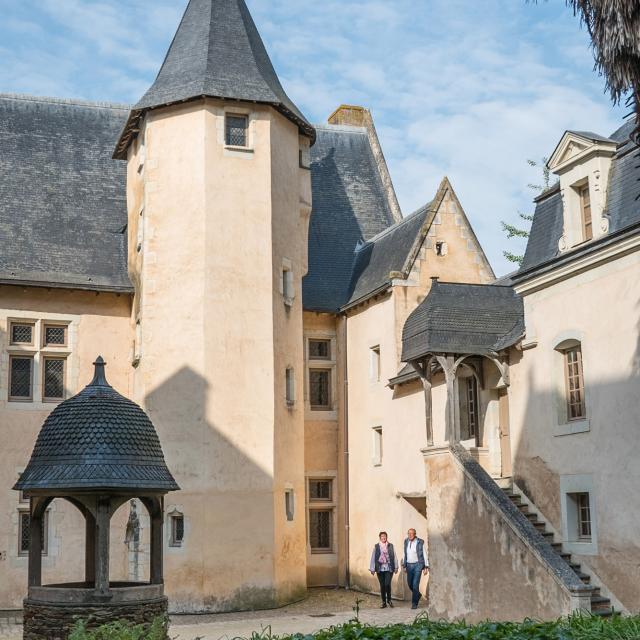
304, 147, 368, 310
143, 366, 295, 614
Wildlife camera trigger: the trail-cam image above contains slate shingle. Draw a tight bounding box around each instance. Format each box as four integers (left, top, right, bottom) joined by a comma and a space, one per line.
14, 358, 178, 492
0, 94, 131, 292
402, 281, 524, 362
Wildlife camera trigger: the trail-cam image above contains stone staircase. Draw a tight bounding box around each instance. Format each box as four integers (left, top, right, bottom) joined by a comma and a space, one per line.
500, 483, 613, 617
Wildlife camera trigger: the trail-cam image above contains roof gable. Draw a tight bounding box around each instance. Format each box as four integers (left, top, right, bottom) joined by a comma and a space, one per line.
548, 130, 616, 173
115, 0, 313, 157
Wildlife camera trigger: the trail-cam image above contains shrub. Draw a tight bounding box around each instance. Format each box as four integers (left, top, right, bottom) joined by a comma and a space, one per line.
68, 616, 167, 640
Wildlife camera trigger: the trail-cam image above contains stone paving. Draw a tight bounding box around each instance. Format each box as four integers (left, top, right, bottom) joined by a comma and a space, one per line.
0, 588, 425, 640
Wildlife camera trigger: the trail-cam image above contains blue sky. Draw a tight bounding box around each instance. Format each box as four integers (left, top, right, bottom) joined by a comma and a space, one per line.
0, 0, 626, 275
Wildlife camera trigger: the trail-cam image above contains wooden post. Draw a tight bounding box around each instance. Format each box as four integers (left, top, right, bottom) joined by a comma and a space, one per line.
85, 511, 96, 584
28, 499, 43, 588
149, 497, 164, 585
94, 497, 111, 595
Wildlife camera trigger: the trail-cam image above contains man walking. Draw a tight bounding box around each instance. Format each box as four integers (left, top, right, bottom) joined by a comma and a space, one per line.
402, 528, 429, 609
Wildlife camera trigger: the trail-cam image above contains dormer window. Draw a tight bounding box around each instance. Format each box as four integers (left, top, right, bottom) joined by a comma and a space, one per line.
579, 183, 592, 241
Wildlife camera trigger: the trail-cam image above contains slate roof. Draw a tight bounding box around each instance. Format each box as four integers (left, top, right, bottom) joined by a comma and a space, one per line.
345, 204, 430, 308
0, 94, 132, 292
115, 0, 314, 157
519, 120, 640, 274
401, 281, 524, 362
302, 124, 397, 312
15, 358, 179, 493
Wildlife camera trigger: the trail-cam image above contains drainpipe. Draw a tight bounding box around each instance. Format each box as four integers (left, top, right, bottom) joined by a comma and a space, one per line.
342, 314, 351, 587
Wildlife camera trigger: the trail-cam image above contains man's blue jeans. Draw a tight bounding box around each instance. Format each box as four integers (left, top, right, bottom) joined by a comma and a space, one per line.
405, 563, 422, 607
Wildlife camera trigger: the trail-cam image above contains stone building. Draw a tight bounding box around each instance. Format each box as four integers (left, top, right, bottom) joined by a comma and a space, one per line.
1, 0, 638, 620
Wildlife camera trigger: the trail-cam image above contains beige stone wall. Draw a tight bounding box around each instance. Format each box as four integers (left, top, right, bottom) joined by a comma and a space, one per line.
510, 248, 640, 611
0, 286, 132, 608
424, 448, 574, 621
128, 98, 309, 612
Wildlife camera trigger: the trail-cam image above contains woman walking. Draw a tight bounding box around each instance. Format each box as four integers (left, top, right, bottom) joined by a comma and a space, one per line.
369, 531, 398, 608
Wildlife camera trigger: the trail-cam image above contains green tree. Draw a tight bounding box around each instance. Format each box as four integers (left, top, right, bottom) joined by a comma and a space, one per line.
501, 158, 551, 266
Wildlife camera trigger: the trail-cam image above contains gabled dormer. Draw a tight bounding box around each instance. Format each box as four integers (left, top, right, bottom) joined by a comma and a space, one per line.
547, 130, 617, 252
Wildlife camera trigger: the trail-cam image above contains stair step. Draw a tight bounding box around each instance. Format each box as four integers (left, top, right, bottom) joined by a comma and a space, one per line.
550, 542, 563, 551
569, 562, 582, 571
592, 607, 614, 617
559, 552, 572, 561
591, 595, 611, 607
576, 571, 591, 584
540, 531, 554, 539
533, 522, 546, 530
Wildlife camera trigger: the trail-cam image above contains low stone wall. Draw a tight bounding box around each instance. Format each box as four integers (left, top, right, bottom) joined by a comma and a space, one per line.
23, 596, 168, 640
423, 445, 591, 622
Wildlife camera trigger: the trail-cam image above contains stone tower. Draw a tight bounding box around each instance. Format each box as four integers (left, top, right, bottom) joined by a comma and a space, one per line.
115, 0, 314, 612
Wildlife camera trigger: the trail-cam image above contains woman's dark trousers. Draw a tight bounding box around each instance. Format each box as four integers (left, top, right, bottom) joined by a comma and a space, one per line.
376, 571, 392, 604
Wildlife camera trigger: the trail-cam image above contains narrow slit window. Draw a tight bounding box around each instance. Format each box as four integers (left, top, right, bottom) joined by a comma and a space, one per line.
370, 346, 381, 382
225, 114, 248, 147
285, 490, 295, 521
564, 346, 586, 420
169, 513, 184, 547
459, 376, 479, 442
9, 356, 33, 401
282, 267, 294, 305
372, 426, 383, 466
285, 367, 295, 406
42, 357, 65, 402
579, 184, 592, 241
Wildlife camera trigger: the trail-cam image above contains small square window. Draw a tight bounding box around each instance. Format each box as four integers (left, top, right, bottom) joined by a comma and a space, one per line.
309, 509, 332, 552
285, 490, 295, 522
435, 241, 448, 256
42, 357, 66, 402
309, 479, 332, 502
169, 513, 184, 547
226, 114, 248, 147
372, 426, 383, 466
43, 325, 67, 347
309, 369, 331, 410
10, 322, 34, 346
18, 511, 48, 556
9, 356, 33, 401
309, 339, 330, 360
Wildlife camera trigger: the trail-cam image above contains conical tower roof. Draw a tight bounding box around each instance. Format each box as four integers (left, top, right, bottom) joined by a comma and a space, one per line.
115, 0, 314, 158
14, 357, 179, 493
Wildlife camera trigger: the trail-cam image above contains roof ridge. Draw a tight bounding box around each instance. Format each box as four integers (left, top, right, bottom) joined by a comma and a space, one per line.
357, 205, 428, 249
435, 280, 515, 289
0, 92, 131, 111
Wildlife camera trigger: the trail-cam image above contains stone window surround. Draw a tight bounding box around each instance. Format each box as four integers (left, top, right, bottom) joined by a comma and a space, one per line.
304, 332, 337, 420
166, 505, 187, 553
552, 331, 590, 436
305, 472, 337, 556
284, 486, 295, 522
216, 105, 256, 159
3, 314, 77, 409
280, 257, 295, 307
560, 474, 598, 555
168, 509, 184, 548
372, 425, 383, 466
369, 344, 381, 383
285, 366, 295, 408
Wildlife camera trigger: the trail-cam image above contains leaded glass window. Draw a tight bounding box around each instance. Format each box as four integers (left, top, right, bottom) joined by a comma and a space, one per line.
309, 369, 331, 410
43, 358, 65, 401
309, 510, 332, 552
43, 325, 66, 346
10, 323, 33, 345
9, 356, 33, 400
225, 114, 248, 147
18, 511, 47, 556
309, 339, 330, 360
309, 479, 332, 502
170, 514, 184, 547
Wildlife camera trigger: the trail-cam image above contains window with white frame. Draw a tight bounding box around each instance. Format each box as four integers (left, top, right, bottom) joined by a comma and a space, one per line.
568, 492, 592, 541
369, 345, 381, 382
308, 477, 335, 553
560, 474, 597, 554
563, 344, 586, 420
372, 426, 383, 466
7, 319, 70, 404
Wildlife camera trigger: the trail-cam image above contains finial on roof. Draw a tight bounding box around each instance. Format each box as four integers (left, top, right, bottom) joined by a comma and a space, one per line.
90, 356, 110, 387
